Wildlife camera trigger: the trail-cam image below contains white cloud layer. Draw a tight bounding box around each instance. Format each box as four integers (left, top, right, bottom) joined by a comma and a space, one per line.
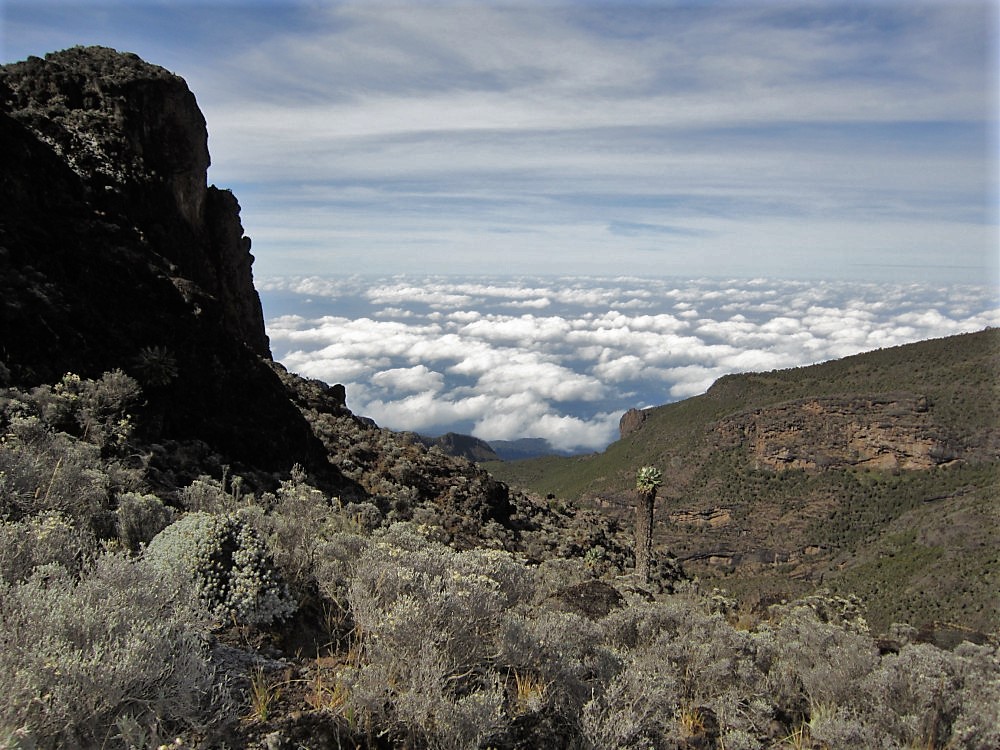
262, 275, 1000, 452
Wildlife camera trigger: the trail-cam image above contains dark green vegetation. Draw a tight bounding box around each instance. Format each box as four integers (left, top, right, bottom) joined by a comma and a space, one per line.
488, 329, 1000, 635
2, 47, 998, 749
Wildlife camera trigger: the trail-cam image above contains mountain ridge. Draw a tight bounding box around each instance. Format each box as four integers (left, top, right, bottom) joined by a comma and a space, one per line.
489, 328, 1000, 633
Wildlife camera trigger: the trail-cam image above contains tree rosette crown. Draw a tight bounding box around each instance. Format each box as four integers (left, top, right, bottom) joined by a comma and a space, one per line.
635, 466, 663, 492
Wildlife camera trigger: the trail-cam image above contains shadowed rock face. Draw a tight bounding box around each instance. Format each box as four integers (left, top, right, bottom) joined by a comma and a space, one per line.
1, 46, 268, 358
0, 47, 320, 470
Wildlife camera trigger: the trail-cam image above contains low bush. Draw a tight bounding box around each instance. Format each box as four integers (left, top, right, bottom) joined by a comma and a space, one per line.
321, 523, 534, 748
0, 416, 109, 524
0, 553, 220, 749
0, 510, 93, 583
31, 371, 141, 454
312, 527, 1000, 749
115, 492, 174, 552
146, 511, 295, 627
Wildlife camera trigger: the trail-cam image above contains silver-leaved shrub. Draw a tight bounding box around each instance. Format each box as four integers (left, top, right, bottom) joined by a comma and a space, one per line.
0, 510, 93, 583
146, 511, 295, 627
0, 553, 218, 748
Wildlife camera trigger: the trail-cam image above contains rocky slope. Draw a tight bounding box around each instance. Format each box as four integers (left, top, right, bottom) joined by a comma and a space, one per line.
0, 46, 637, 565
416, 431, 501, 462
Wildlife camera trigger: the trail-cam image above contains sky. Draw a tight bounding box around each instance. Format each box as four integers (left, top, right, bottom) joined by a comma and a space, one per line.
4, 1, 999, 449
2, 0, 998, 283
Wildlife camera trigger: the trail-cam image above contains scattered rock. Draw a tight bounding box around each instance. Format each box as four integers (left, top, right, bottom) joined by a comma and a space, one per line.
549, 579, 624, 619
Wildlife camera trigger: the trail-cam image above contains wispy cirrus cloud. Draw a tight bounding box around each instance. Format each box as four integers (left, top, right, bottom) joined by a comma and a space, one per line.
5, 1, 996, 282
261, 275, 1000, 451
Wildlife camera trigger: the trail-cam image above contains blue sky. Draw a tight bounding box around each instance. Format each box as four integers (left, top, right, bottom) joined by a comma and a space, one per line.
3, 1, 998, 284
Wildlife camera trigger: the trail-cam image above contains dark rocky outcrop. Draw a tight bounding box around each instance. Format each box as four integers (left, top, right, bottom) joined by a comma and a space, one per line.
0, 47, 322, 472
417, 431, 501, 462
619, 406, 648, 438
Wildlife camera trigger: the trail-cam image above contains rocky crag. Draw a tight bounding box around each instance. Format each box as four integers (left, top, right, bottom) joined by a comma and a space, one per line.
0, 46, 640, 562
0, 47, 309, 470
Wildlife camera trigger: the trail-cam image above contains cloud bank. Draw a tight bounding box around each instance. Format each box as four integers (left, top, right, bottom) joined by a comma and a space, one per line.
262, 276, 1000, 452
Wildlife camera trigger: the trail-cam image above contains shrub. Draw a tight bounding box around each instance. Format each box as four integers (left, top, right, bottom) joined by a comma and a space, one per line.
501, 608, 618, 716
0, 416, 108, 524
0, 511, 92, 583
347, 523, 532, 670
763, 603, 878, 714
593, 598, 774, 747
338, 522, 533, 748
836, 640, 1000, 749
313, 531, 371, 604
263, 470, 355, 595
948, 642, 1000, 749
145, 511, 295, 627
177, 476, 232, 513
32, 371, 141, 453
115, 492, 174, 552
0, 553, 218, 748
580, 645, 678, 748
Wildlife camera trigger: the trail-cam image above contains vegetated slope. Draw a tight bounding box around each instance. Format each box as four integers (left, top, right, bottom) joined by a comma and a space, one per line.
490, 328, 1000, 634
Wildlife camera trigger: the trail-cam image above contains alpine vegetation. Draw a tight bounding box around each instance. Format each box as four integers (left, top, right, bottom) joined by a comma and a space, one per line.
634, 465, 663, 583
146, 511, 296, 628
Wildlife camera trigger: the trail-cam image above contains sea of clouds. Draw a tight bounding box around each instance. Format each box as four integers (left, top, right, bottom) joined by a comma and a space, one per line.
259, 276, 999, 453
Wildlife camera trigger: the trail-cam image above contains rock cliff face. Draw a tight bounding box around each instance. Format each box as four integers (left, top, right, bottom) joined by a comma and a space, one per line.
619, 407, 648, 439
0, 47, 317, 470
1, 46, 268, 357
714, 393, 959, 472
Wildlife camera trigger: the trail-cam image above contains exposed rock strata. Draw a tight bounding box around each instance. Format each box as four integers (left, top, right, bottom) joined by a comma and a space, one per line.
714, 393, 958, 472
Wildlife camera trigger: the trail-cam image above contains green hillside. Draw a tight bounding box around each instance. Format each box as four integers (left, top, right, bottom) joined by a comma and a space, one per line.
488, 328, 1000, 633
